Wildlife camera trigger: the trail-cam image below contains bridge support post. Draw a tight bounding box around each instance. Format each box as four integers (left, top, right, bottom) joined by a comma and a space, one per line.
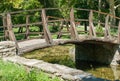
25, 15, 30, 39
104, 15, 111, 39
41, 9, 53, 44
75, 43, 120, 69
70, 8, 79, 40
89, 10, 96, 37
6, 13, 20, 54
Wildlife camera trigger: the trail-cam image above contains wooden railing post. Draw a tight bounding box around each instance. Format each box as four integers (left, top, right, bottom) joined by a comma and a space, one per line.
57, 21, 64, 39
118, 21, 120, 43
6, 13, 20, 54
25, 15, 30, 39
104, 15, 111, 39
41, 9, 53, 44
70, 8, 79, 40
89, 10, 96, 37
2, 15, 8, 40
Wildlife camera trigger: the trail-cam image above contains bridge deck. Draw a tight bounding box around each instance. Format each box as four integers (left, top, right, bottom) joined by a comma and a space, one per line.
18, 36, 118, 53
18, 39, 68, 53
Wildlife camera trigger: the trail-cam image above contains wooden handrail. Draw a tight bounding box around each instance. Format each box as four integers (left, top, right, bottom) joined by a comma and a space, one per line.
93, 10, 120, 20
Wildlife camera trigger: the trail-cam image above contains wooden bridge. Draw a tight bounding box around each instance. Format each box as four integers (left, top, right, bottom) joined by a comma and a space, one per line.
0, 8, 120, 54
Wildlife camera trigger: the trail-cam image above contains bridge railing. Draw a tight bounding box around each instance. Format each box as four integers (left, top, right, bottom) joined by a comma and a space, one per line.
10, 9, 43, 41
91, 10, 120, 42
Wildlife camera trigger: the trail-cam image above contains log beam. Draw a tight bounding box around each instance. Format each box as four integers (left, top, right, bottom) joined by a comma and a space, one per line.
6, 13, 20, 54
104, 15, 111, 39
70, 8, 79, 40
41, 9, 53, 44
89, 10, 96, 37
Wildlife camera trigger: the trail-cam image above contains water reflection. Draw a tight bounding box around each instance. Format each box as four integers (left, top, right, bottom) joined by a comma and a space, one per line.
83, 63, 120, 80
111, 65, 120, 80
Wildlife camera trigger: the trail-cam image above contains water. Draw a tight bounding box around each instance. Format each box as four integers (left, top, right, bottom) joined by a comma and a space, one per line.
22, 44, 120, 80
80, 63, 120, 80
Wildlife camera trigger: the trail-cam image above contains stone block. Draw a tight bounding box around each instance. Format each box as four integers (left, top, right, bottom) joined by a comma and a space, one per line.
0, 41, 16, 58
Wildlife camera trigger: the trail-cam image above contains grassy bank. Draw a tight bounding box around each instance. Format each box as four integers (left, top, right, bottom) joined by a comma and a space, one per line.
0, 60, 62, 81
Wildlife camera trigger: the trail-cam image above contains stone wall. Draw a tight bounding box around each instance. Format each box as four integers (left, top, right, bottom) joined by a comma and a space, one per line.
75, 42, 120, 68
0, 41, 16, 58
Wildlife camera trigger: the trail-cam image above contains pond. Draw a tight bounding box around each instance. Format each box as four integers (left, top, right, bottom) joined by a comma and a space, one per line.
21, 44, 120, 81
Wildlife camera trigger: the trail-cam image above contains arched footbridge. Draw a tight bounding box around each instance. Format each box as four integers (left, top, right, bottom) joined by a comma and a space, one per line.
0, 8, 120, 65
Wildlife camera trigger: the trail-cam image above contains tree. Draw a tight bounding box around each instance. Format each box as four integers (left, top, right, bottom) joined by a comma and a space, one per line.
21, 0, 42, 10
106, 0, 120, 24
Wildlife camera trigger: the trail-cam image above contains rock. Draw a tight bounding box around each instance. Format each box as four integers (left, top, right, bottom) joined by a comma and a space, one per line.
0, 41, 16, 58
3, 56, 93, 81
69, 47, 75, 62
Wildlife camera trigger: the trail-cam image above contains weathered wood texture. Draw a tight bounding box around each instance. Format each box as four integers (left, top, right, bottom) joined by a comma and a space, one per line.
25, 15, 30, 39
41, 9, 53, 44
57, 21, 64, 39
89, 10, 96, 37
18, 36, 118, 53
104, 15, 111, 39
6, 13, 20, 53
70, 8, 79, 40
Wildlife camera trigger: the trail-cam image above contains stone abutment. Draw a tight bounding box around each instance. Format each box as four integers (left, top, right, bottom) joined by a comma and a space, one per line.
75, 42, 120, 69
0, 41, 16, 58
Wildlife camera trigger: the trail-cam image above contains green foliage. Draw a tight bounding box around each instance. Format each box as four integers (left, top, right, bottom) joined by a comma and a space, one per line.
0, 60, 61, 81
48, 24, 59, 33
58, 0, 76, 19
110, 28, 118, 36
21, 0, 42, 10
96, 26, 104, 37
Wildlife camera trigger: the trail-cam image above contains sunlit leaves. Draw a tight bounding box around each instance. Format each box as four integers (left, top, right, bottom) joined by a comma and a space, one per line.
21, 0, 42, 10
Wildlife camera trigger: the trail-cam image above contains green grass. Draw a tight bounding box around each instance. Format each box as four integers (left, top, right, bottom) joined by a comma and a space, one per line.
0, 60, 62, 81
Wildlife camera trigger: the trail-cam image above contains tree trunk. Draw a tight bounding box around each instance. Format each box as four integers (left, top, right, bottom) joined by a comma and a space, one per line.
108, 0, 116, 25
98, 0, 101, 27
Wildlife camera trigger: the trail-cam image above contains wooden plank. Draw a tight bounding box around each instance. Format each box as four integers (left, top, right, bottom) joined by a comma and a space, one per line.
104, 15, 111, 39
70, 8, 79, 40
41, 9, 53, 44
89, 10, 96, 37
118, 21, 120, 43
6, 13, 20, 54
